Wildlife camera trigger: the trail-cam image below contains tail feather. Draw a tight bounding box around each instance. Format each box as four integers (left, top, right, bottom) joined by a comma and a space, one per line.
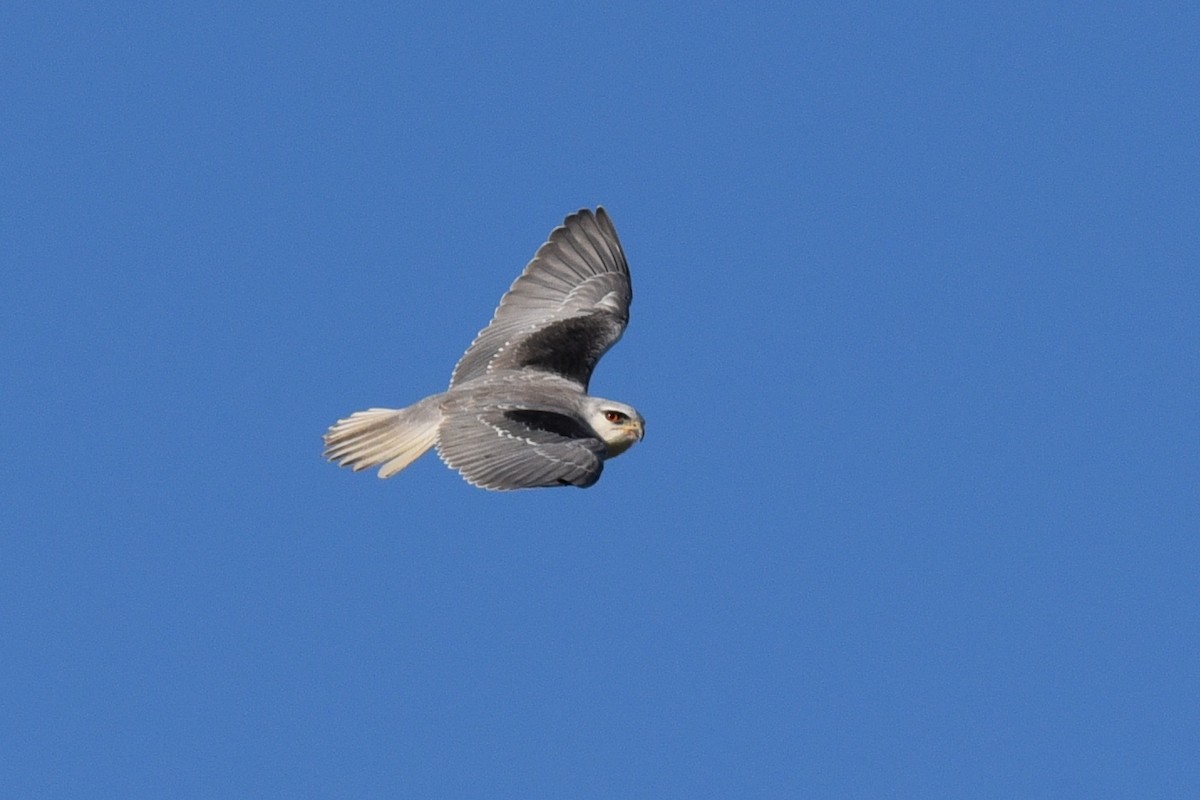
323, 402, 441, 479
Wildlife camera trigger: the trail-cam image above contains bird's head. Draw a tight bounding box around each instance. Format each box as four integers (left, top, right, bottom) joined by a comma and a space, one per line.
585, 398, 644, 457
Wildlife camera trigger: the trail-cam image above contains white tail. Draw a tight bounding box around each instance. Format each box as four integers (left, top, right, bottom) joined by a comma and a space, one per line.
323, 401, 441, 479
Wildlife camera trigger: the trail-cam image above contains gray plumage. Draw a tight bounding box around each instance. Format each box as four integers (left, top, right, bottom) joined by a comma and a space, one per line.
323, 208, 644, 490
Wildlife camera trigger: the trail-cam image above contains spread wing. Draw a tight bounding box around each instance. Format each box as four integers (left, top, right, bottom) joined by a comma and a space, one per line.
435, 409, 606, 490
450, 207, 631, 391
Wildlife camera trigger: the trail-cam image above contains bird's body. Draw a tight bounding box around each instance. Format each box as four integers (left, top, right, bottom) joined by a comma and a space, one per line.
323, 208, 643, 490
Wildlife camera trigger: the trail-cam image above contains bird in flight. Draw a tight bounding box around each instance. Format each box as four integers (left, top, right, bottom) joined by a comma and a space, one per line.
323, 207, 644, 490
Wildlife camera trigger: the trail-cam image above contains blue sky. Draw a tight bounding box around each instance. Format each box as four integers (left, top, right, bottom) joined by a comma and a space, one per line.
3, 2, 1197, 797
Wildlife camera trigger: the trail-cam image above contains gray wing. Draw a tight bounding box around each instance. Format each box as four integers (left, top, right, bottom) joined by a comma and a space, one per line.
435, 408, 606, 490
450, 207, 631, 391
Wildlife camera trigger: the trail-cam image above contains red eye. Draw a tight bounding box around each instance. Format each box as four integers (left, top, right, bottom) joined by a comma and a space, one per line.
604, 411, 624, 423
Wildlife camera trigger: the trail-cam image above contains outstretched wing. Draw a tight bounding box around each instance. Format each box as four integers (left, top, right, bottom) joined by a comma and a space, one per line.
435, 408, 606, 490
450, 208, 631, 391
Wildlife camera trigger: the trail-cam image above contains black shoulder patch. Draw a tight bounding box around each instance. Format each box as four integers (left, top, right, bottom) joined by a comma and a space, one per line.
508, 312, 623, 386
503, 409, 596, 441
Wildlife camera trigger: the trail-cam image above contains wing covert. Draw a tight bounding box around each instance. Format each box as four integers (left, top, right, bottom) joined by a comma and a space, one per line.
435, 408, 605, 490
